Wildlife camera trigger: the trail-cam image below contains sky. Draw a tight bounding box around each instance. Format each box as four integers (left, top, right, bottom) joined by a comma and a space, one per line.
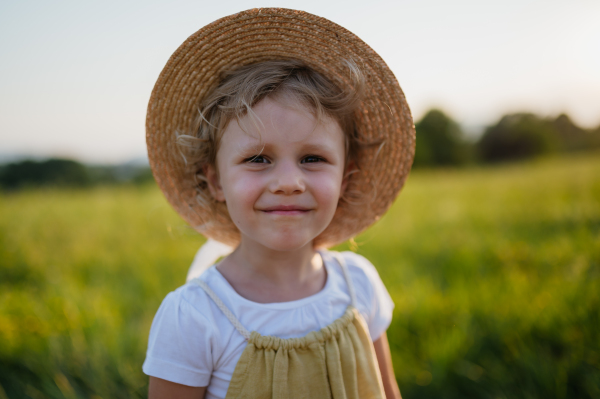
1, 0, 599, 163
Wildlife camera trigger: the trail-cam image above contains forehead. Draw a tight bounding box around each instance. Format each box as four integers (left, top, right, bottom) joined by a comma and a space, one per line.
220, 96, 344, 151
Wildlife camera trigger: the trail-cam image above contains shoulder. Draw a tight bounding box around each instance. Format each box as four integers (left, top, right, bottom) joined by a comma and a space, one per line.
156, 269, 241, 336
146, 279, 221, 350
324, 250, 394, 340
327, 250, 383, 292
158, 277, 214, 321
337, 251, 381, 278
150, 265, 247, 345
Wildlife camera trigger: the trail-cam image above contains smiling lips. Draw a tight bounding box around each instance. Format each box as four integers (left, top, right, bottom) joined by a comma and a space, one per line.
260, 205, 311, 215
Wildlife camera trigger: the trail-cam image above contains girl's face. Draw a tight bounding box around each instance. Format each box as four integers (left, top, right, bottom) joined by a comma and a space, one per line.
206, 96, 347, 252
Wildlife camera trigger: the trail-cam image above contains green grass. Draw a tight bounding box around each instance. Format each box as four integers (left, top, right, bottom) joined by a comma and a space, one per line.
1, 153, 599, 398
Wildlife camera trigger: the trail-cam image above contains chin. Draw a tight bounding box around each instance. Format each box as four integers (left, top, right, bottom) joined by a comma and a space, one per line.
260, 232, 316, 252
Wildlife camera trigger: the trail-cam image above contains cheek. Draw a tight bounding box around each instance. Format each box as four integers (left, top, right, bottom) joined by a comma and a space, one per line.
312, 173, 344, 207
222, 171, 263, 210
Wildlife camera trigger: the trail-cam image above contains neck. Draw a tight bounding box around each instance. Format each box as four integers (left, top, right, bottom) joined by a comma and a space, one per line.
216, 238, 326, 303
234, 239, 320, 285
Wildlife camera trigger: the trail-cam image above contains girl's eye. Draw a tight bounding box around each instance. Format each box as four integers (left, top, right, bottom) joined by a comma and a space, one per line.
302, 155, 325, 163
245, 155, 269, 164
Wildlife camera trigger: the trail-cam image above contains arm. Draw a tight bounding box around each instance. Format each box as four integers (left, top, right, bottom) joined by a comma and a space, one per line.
373, 332, 402, 399
149, 377, 206, 399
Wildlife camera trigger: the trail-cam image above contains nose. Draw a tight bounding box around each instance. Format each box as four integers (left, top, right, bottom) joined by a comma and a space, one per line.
269, 160, 305, 195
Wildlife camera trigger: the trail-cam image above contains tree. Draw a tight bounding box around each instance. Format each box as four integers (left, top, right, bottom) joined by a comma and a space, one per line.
0, 159, 90, 189
553, 114, 600, 152
413, 109, 469, 167
477, 113, 559, 163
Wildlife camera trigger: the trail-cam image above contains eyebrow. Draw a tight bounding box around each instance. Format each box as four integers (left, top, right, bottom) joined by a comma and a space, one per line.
235, 138, 337, 152
298, 142, 337, 154
233, 142, 265, 159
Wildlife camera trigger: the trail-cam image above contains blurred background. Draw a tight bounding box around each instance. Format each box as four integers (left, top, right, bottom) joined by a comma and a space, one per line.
1, 0, 599, 398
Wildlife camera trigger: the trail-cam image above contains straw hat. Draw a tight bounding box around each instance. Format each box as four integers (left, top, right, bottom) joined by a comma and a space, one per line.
146, 8, 415, 247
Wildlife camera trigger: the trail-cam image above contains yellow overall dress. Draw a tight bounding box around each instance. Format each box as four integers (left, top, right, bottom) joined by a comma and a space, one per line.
194, 253, 386, 398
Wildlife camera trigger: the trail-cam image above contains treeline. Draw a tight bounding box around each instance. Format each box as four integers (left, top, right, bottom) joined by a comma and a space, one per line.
0, 159, 154, 190
414, 110, 600, 167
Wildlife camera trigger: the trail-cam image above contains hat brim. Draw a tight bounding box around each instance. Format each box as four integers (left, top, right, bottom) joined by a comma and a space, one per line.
146, 8, 415, 247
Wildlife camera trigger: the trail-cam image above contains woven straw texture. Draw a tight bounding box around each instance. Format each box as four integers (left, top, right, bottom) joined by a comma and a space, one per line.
146, 8, 415, 247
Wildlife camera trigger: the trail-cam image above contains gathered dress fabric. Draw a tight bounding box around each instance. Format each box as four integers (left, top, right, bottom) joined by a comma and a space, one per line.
195, 253, 386, 398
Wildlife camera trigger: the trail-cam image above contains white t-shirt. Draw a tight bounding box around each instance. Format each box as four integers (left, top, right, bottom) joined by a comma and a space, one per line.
143, 250, 394, 399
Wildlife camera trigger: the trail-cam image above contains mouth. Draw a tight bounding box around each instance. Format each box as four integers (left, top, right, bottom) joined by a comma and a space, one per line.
260, 205, 311, 215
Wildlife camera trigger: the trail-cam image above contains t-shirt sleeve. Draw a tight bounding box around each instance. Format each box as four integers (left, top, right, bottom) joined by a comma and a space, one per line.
341, 251, 395, 341
142, 287, 215, 387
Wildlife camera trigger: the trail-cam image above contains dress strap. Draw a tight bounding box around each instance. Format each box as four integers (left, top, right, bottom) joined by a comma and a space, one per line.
193, 278, 251, 340
330, 252, 357, 308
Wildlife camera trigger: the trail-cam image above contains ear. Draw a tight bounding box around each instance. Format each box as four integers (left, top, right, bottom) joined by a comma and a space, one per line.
204, 164, 225, 202
341, 160, 356, 195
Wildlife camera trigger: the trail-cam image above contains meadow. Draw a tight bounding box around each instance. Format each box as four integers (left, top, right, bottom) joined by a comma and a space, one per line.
1, 152, 599, 398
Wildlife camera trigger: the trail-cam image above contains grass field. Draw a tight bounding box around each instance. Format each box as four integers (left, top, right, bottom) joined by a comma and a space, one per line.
1, 152, 599, 398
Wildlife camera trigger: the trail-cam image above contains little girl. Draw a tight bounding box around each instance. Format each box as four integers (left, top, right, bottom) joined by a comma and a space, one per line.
143, 8, 415, 399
